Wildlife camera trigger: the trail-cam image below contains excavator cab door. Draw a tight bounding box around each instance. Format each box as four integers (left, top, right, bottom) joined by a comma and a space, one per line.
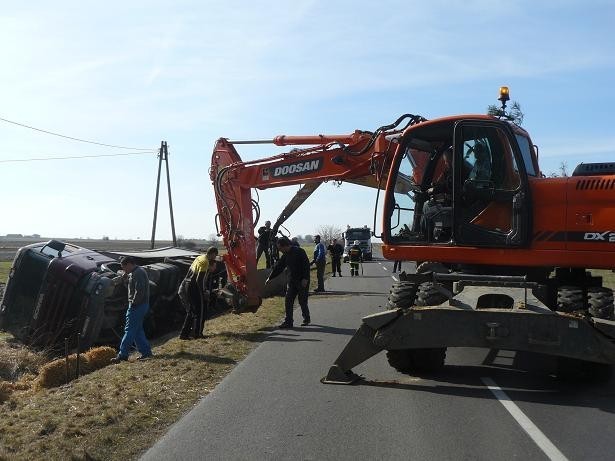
452, 121, 531, 247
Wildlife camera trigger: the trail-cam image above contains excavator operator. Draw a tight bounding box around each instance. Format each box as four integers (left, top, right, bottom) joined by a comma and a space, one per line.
421, 148, 453, 242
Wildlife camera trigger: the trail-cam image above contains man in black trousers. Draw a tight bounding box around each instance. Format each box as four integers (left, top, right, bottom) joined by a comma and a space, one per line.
327, 238, 344, 277
266, 236, 311, 329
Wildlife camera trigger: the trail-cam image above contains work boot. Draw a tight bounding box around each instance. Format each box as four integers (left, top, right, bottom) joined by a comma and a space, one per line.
338, 273, 342, 277
110, 355, 128, 364
301, 318, 311, 326
278, 322, 293, 329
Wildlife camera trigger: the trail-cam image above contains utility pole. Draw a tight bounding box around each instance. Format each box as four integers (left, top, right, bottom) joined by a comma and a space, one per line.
150, 141, 177, 249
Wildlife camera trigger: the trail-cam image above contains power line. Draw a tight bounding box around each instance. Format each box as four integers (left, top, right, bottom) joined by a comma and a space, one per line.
0, 151, 156, 163
0, 116, 155, 151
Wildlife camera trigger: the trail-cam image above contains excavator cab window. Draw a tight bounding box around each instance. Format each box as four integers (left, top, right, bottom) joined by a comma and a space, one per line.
386, 119, 530, 248
454, 122, 530, 247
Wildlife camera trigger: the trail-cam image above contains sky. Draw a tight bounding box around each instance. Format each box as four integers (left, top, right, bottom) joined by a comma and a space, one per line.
0, 0, 614, 240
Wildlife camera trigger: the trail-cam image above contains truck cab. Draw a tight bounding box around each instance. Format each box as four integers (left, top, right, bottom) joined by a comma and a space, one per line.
343, 226, 373, 261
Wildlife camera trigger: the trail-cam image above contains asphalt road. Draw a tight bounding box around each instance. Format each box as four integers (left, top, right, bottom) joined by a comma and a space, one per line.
142, 254, 615, 461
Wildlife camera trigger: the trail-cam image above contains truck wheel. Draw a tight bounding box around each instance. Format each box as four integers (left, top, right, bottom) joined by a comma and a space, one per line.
386, 281, 418, 309
386, 348, 446, 374
416, 282, 448, 306
556, 286, 583, 313
587, 287, 615, 319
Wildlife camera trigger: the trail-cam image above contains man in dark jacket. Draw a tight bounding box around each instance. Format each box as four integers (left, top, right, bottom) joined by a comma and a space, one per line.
266, 236, 311, 329
327, 238, 344, 277
178, 252, 210, 339
256, 220, 273, 268
111, 256, 153, 362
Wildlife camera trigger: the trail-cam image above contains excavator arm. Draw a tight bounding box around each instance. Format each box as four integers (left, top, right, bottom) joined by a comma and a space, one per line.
209, 115, 426, 311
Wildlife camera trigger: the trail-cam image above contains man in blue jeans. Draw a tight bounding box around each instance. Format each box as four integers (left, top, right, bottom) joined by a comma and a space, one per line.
111, 256, 153, 363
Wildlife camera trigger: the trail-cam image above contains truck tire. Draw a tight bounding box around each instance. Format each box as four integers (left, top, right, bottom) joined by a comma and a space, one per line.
386, 348, 446, 374
556, 286, 583, 313
587, 287, 615, 320
386, 281, 418, 309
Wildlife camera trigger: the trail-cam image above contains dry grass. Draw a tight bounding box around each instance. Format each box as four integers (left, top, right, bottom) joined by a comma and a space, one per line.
0, 333, 47, 382
0, 297, 284, 461
0, 261, 10, 283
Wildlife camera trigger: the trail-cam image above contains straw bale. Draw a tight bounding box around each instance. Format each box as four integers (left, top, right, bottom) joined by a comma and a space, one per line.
83, 347, 116, 370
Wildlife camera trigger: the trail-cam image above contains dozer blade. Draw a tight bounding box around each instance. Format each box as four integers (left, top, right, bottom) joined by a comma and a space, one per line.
322, 309, 402, 384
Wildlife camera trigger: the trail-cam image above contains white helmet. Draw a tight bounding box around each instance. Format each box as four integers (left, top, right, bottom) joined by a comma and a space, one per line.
354, 240, 360, 245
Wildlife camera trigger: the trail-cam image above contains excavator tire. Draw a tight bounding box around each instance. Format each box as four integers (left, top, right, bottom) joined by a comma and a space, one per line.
587, 287, 615, 320
416, 261, 453, 296
556, 286, 584, 313
416, 282, 448, 306
386, 348, 446, 374
386, 281, 418, 310
556, 357, 612, 382
386, 281, 447, 374
416, 261, 450, 274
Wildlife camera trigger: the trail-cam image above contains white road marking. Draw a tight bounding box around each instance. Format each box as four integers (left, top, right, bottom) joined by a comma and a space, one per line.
382, 267, 388, 271
392, 276, 398, 281
378, 262, 383, 265
481, 377, 568, 461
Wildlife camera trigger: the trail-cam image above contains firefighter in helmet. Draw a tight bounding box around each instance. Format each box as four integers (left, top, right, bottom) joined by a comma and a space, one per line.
348, 240, 363, 276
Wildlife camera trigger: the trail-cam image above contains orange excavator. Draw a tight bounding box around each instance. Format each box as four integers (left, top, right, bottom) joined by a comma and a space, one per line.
211, 88, 615, 382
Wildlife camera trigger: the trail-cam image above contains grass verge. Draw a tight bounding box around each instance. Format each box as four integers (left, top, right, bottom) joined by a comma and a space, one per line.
0, 245, 318, 460
0, 262, 10, 285
0, 297, 284, 461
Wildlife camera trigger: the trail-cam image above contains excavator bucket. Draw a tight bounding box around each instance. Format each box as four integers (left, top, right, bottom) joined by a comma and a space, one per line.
219, 269, 288, 313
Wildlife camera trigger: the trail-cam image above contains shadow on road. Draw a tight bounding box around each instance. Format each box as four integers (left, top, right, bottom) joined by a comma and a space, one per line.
359, 364, 615, 413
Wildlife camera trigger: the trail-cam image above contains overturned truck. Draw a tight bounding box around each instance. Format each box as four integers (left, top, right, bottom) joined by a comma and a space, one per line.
0, 240, 200, 351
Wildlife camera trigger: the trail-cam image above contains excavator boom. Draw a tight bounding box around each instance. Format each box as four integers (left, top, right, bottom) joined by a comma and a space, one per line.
210, 115, 426, 310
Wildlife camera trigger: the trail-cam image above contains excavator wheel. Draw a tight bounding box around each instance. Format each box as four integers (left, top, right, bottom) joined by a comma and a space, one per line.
386, 281, 418, 310
556, 286, 584, 313
416, 261, 451, 275
386, 348, 446, 374
416, 282, 448, 307
556, 357, 612, 382
386, 280, 447, 375
416, 261, 452, 289
587, 287, 615, 320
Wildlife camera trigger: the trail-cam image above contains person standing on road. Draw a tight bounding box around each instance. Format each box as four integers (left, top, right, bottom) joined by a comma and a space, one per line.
256, 220, 273, 268
177, 252, 210, 340
265, 237, 311, 329
111, 256, 153, 363
393, 260, 402, 273
327, 238, 344, 277
348, 240, 363, 276
311, 234, 326, 292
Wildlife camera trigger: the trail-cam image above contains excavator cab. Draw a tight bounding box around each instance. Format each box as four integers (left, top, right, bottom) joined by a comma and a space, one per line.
385, 118, 532, 250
